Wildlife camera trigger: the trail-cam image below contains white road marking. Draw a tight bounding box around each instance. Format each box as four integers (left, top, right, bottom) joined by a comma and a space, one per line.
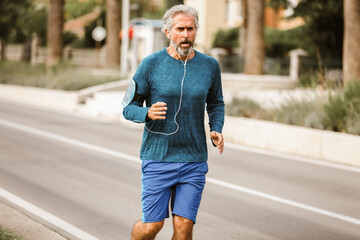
0, 118, 140, 164
225, 142, 360, 174
1, 118, 360, 230
0, 188, 99, 240
206, 177, 360, 226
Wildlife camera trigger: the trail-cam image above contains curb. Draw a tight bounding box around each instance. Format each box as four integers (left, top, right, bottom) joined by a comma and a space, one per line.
222, 116, 360, 167
0, 201, 66, 240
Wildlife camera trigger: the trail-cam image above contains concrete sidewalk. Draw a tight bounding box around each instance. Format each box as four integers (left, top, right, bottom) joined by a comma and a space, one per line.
0, 201, 66, 240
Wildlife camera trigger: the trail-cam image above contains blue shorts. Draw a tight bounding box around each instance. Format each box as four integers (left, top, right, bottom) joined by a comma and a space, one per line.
141, 160, 208, 224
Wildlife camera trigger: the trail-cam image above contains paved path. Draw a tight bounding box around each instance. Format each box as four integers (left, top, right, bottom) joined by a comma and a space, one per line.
1, 100, 360, 240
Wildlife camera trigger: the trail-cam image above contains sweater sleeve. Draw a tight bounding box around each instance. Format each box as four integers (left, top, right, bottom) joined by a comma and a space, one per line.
122, 59, 151, 123
206, 60, 225, 133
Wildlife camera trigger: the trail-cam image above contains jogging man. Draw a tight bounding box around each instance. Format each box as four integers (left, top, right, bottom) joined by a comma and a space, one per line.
123, 4, 225, 240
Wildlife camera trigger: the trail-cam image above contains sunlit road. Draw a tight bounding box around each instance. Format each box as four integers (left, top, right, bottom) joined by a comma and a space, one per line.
1, 99, 360, 240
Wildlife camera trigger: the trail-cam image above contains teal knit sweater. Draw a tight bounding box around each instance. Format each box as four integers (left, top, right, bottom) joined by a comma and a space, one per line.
123, 48, 224, 162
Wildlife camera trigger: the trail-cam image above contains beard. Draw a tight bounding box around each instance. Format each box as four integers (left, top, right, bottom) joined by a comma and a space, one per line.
170, 38, 193, 56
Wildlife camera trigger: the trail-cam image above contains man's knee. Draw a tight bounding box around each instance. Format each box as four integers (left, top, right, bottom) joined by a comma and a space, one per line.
143, 220, 165, 235
131, 220, 164, 240
173, 215, 194, 235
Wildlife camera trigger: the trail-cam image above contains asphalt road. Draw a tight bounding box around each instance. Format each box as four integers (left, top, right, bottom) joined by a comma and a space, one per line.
1, 99, 360, 240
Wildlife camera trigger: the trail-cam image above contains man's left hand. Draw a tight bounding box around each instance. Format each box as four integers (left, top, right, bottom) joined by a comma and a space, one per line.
210, 131, 224, 155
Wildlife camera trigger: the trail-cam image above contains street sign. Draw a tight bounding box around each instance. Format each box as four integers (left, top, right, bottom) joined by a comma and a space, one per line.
92, 26, 107, 41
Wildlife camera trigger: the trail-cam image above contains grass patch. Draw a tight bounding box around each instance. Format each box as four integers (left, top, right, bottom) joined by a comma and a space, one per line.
0, 226, 21, 240
0, 61, 125, 91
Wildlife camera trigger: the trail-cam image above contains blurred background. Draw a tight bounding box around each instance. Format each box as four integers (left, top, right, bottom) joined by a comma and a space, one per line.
0, 0, 359, 135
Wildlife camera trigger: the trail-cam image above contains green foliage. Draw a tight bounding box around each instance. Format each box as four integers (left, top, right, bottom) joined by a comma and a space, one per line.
226, 80, 360, 135
309, 80, 360, 134
72, 10, 106, 48
212, 27, 240, 54
0, 0, 32, 40
0, 226, 21, 240
323, 94, 348, 132
166, 0, 184, 9
63, 31, 78, 47
3, 2, 47, 46
265, 26, 303, 57
0, 61, 123, 91
65, 0, 100, 21
267, 0, 291, 10
226, 98, 266, 118
343, 81, 360, 134
28, 5, 48, 46
130, 0, 166, 19
344, 80, 360, 102
274, 98, 325, 128
298, 72, 319, 88
270, 0, 343, 60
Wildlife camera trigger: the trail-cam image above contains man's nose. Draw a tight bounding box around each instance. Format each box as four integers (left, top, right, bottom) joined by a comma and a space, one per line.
182, 29, 189, 38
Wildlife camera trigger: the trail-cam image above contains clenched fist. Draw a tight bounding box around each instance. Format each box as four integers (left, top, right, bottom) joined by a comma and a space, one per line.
147, 102, 168, 120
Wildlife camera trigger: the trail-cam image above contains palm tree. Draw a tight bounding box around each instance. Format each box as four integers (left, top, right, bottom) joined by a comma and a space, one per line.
343, 0, 360, 83
106, 0, 121, 68
47, 0, 64, 66
244, 0, 265, 75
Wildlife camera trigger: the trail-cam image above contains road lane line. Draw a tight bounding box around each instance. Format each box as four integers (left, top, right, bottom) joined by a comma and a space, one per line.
0, 118, 140, 164
225, 142, 360, 174
0, 188, 99, 240
206, 177, 360, 226
1, 118, 360, 227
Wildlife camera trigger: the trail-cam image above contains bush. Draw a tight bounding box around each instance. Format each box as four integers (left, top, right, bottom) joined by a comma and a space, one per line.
212, 27, 240, 55
323, 94, 348, 132
298, 72, 319, 88
322, 80, 360, 133
265, 26, 304, 58
226, 80, 360, 135
226, 98, 269, 119
274, 98, 326, 129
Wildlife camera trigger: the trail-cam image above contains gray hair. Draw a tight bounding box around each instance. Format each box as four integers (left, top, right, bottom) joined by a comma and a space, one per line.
161, 4, 200, 34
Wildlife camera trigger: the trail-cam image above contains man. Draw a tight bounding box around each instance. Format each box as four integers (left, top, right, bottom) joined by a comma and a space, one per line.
123, 4, 224, 240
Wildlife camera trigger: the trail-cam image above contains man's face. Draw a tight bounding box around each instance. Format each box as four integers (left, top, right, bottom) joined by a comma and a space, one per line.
168, 13, 196, 56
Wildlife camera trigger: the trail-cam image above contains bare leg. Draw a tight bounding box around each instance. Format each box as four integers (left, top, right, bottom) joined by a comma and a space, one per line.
172, 215, 194, 240
131, 219, 164, 240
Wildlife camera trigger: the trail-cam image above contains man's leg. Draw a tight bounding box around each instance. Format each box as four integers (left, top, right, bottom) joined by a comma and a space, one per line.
131, 219, 164, 240
172, 215, 194, 240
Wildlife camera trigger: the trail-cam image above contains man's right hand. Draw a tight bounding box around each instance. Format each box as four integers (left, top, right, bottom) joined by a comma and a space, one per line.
147, 102, 167, 120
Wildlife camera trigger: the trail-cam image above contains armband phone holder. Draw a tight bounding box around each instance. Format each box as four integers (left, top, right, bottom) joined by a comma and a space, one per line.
122, 79, 136, 108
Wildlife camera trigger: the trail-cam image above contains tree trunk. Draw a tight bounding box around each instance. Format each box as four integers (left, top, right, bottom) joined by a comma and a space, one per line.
106, 0, 121, 68
244, 0, 265, 75
47, 0, 64, 66
0, 39, 6, 61
240, 0, 247, 57
343, 0, 360, 83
